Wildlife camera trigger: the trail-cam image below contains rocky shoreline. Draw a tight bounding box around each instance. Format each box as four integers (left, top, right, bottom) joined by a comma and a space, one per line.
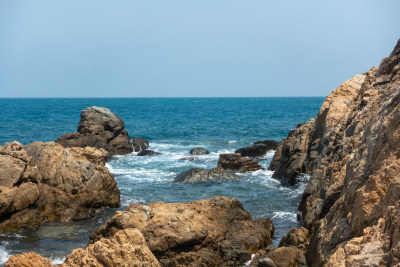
2, 39, 400, 266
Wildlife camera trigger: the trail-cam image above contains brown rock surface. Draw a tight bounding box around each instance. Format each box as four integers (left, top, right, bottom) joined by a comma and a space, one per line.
5, 252, 52, 267
269, 39, 400, 265
56, 106, 133, 156
90, 196, 274, 266
216, 153, 263, 172
0, 141, 120, 233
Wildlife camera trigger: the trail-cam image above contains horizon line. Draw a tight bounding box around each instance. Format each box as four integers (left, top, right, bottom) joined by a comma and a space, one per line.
0, 96, 326, 99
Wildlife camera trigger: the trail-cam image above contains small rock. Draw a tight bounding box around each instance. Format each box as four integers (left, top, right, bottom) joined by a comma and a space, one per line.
180, 157, 197, 161
132, 137, 149, 152
174, 168, 240, 183
137, 150, 161, 156
189, 147, 210, 155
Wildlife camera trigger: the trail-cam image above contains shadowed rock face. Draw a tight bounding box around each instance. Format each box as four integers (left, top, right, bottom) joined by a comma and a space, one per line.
0, 141, 120, 233
90, 197, 275, 266
235, 140, 279, 158
174, 168, 240, 183
269, 39, 400, 266
56, 106, 133, 156
132, 137, 149, 152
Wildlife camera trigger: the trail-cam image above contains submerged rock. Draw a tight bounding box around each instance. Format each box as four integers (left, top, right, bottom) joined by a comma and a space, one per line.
56, 106, 133, 156
0, 141, 120, 233
189, 147, 210, 155
132, 137, 149, 152
174, 168, 240, 183
137, 149, 161, 156
269, 39, 400, 265
90, 196, 275, 266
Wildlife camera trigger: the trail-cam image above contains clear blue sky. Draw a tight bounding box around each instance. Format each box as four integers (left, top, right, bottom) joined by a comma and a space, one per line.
0, 1, 399, 97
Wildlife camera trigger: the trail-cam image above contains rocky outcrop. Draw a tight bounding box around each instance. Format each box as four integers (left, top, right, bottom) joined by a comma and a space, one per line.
132, 137, 149, 152
189, 147, 210, 155
5, 229, 160, 267
137, 150, 161, 156
216, 153, 263, 172
174, 168, 240, 183
269, 39, 400, 266
56, 107, 133, 156
90, 197, 275, 266
0, 141, 120, 233
235, 140, 278, 157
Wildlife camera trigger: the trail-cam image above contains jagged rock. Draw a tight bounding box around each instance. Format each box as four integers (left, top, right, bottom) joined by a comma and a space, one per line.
137, 150, 161, 156
132, 137, 149, 152
0, 141, 120, 233
249, 246, 307, 267
216, 153, 263, 172
236, 140, 278, 157
5, 252, 52, 267
5, 229, 160, 267
90, 197, 275, 266
269, 39, 400, 266
173, 168, 240, 183
189, 147, 210, 155
279, 227, 310, 248
56, 107, 133, 156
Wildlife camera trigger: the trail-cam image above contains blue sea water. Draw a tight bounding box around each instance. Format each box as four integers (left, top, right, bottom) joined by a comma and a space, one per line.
0, 97, 323, 264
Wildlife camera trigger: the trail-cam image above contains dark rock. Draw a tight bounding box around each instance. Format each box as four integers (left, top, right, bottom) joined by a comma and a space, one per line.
180, 157, 197, 161
137, 150, 161, 156
189, 147, 210, 155
254, 140, 279, 150
56, 106, 133, 156
216, 153, 263, 172
236, 144, 268, 157
174, 168, 240, 183
132, 137, 149, 152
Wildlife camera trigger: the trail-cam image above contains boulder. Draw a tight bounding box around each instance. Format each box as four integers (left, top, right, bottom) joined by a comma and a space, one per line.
5, 252, 52, 267
278, 227, 310, 248
137, 150, 161, 156
216, 153, 263, 172
56, 107, 133, 156
249, 246, 307, 267
90, 197, 275, 266
132, 137, 149, 152
189, 147, 210, 155
254, 140, 279, 150
174, 168, 240, 183
0, 141, 120, 233
235, 140, 278, 158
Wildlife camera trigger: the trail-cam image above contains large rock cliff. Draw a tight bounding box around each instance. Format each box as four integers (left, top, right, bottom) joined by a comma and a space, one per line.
269, 39, 400, 266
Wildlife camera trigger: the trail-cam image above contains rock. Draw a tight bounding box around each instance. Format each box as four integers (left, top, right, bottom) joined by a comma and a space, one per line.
5, 252, 52, 267
0, 141, 120, 233
216, 153, 263, 172
189, 147, 210, 155
236, 144, 268, 157
132, 137, 149, 152
180, 157, 198, 161
249, 246, 307, 267
56, 107, 133, 156
268, 39, 400, 266
90, 196, 275, 266
5, 229, 160, 267
254, 140, 279, 150
174, 168, 240, 183
279, 227, 310, 248
137, 150, 161, 156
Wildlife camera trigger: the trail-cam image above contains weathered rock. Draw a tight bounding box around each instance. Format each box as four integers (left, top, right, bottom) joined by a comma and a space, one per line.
5, 252, 52, 267
236, 144, 268, 157
279, 227, 310, 248
132, 137, 149, 152
189, 147, 210, 155
174, 168, 240, 183
137, 150, 161, 156
56, 107, 133, 156
5, 229, 160, 267
249, 246, 307, 267
269, 39, 400, 266
254, 140, 279, 150
90, 197, 275, 266
0, 141, 120, 233
216, 153, 263, 172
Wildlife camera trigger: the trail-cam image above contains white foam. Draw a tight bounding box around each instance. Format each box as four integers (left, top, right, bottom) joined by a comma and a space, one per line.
51, 257, 65, 265
0, 246, 10, 265
228, 140, 237, 144
272, 211, 297, 223
243, 253, 255, 266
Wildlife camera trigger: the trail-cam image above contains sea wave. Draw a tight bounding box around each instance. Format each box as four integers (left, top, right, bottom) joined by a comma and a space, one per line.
0, 246, 9, 265
271, 211, 297, 223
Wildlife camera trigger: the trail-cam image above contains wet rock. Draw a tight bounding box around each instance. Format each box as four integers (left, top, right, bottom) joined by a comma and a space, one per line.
235, 140, 278, 158
90, 196, 275, 266
0, 141, 120, 233
189, 147, 210, 155
174, 168, 240, 183
56, 106, 133, 156
216, 153, 263, 172
254, 140, 279, 150
132, 137, 149, 152
180, 157, 198, 161
137, 150, 161, 156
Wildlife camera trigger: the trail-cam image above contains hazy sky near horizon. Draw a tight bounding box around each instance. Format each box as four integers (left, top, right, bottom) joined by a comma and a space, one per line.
0, 1, 399, 97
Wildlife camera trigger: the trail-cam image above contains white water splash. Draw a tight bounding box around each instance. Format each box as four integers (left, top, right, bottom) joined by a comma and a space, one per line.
0, 246, 10, 265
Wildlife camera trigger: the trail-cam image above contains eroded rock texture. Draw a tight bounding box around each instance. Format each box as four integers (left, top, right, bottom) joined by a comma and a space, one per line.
90, 196, 274, 266
269, 39, 400, 266
0, 141, 120, 233
56, 106, 133, 156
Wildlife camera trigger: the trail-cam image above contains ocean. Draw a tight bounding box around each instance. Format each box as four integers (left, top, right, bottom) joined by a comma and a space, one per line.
0, 97, 323, 264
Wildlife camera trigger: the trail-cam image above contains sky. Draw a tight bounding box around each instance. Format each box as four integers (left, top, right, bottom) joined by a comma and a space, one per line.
0, 1, 399, 97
